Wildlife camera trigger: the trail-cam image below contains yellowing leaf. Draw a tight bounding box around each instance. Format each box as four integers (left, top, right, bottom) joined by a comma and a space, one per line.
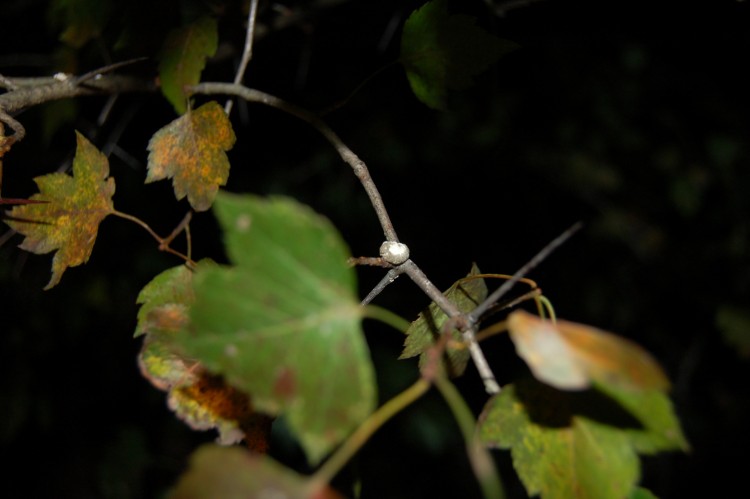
479, 380, 641, 499
507, 310, 669, 392
146, 101, 236, 212
180, 193, 376, 465
136, 261, 273, 450
478, 379, 688, 499
5, 131, 115, 289
158, 16, 218, 114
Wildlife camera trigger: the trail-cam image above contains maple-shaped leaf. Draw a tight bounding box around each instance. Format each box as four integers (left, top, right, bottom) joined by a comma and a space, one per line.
158, 16, 218, 114
478, 379, 686, 499
170, 445, 344, 499
5, 131, 115, 289
136, 261, 273, 450
507, 310, 670, 392
400, 263, 487, 377
177, 192, 376, 465
146, 101, 236, 212
400, 0, 518, 110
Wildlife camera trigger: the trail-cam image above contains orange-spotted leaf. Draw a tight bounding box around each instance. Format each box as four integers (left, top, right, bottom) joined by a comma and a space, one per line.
136, 261, 273, 450
181, 193, 376, 465
158, 16, 218, 114
170, 445, 344, 499
146, 101, 236, 211
5, 131, 115, 289
507, 310, 669, 392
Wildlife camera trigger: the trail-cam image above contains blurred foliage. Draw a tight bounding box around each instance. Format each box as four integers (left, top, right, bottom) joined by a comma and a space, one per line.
2, 0, 749, 497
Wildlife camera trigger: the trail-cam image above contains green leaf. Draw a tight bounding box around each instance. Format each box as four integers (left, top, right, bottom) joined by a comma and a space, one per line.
479, 379, 687, 499
136, 261, 273, 448
169, 445, 344, 499
146, 101, 236, 211
478, 380, 641, 499
48, 0, 112, 48
6, 131, 115, 289
716, 305, 750, 358
400, 263, 486, 377
628, 487, 659, 499
507, 310, 670, 392
400, 0, 518, 109
595, 383, 689, 454
179, 192, 376, 465
135, 263, 196, 338
158, 16, 218, 114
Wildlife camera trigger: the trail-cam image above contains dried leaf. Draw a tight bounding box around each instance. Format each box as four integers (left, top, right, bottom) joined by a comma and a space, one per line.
5, 132, 114, 289
146, 101, 236, 212
507, 310, 669, 392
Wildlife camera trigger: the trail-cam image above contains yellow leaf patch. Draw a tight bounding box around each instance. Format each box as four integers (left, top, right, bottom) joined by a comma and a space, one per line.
5, 131, 115, 289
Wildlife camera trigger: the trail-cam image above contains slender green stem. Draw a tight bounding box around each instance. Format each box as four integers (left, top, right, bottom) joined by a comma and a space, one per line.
309, 379, 430, 489
434, 376, 504, 499
362, 304, 411, 334
538, 294, 556, 321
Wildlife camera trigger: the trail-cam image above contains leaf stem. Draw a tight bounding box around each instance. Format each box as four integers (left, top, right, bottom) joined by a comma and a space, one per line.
362, 304, 411, 334
111, 210, 193, 264
308, 378, 431, 490
434, 376, 504, 499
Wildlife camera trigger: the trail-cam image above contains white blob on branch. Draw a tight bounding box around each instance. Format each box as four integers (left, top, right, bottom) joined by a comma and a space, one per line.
379, 241, 410, 265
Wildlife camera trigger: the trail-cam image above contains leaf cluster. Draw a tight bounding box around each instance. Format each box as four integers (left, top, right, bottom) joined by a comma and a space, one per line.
0, 1, 691, 498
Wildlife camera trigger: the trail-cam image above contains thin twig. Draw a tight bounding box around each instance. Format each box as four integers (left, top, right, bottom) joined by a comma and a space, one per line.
468, 221, 583, 325
348, 255, 391, 268
361, 267, 403, 306
225, 0, 260, 115
111, 210, 193, 264
160, 210, 193, 250
401, 259, 501, 394
190, 82, 399, 242
0, 73, 154, 144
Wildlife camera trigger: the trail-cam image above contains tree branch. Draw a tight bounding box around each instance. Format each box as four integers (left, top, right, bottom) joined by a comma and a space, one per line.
401, 259, 501, 394
190, 82, 399, 242
225, 0, 260, 115
0, 70, 154, 145
468, 221, 583, 325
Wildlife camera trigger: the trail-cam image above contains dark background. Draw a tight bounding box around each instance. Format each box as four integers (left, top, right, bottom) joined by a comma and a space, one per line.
2, 0, 749, 497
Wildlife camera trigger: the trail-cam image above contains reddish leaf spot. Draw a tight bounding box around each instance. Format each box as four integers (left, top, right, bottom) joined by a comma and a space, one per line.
273, 367, 297, 400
